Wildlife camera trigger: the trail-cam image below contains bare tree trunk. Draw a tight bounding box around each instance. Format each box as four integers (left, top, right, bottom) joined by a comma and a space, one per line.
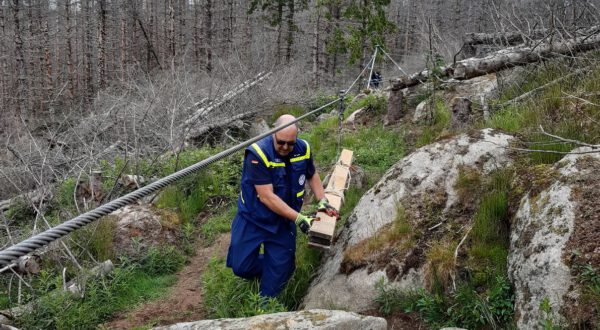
168, 0, 175, 58
39, 0, 52, 109
83, 0, 94, 101
275, 2, 283, 65
12, 0, 27, 119
285, 0, 295, 63
119, 2, 126, 81
193, 0, 200, 66
98, 0, 107, 89
65, 0, 75, 102
0, 3, 7, 124
312, 6, 320, 87
204, 0, 213, 72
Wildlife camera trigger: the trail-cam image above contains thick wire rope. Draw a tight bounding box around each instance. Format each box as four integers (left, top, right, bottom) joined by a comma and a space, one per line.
0, 48, 380, 269
0, 99, 339, 268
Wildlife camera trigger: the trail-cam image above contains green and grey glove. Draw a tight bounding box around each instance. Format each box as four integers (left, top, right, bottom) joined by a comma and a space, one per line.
317, 198, 339, 219
295, 213, 315, 234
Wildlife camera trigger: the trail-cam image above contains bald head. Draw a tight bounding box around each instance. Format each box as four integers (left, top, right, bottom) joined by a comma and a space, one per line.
273, 114, 298, 134
272, 114, 298, 156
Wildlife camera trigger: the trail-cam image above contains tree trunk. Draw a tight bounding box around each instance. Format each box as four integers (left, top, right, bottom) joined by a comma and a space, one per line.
98, 0, 107, 89
65, 0, 75, 101
204, 0, 213, 72
312, 7, 320, 87
392, 30, 600, 89
285, 0, 295, 63
12, 0, 27, 119
275, 2, 283, 65
39, 0, 52, 109
120, 2, 127, 80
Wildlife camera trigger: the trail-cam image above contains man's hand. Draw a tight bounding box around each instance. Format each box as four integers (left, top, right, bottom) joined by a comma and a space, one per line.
317, 198, 339, 219
295, 213, 315, 234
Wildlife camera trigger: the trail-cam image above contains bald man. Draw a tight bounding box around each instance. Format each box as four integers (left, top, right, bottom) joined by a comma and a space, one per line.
226, 114, 338, 298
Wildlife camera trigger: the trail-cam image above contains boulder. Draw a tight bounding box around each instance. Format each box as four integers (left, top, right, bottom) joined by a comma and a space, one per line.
450, 97, 473, 129
248, 118, 270, 138
152, 309, 386, 330
344, 108, 369, 128
302, 129, 515, 312
412, 99, 433, 124
508, 148, 600, 328
110, 205, 180, 257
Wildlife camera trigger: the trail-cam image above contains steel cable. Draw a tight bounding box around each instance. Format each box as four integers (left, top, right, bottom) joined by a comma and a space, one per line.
0, 98, 339, 268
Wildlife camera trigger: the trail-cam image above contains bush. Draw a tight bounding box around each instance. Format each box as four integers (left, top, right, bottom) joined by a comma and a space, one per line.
139, 245, 186, 276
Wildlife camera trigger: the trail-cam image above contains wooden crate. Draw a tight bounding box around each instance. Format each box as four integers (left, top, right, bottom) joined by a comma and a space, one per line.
308, 149, 353, 250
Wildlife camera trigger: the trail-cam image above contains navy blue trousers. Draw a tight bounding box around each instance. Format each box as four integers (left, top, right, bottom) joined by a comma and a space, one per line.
226, 214, 296, 297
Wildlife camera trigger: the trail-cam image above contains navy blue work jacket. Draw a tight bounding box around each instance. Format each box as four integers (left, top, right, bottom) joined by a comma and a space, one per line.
237, 135, 311, 233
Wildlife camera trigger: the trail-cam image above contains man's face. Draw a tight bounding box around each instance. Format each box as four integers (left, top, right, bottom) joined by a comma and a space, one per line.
273, 130, 297, 157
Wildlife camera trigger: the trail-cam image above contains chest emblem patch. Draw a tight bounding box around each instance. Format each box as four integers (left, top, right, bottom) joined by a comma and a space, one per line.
299, 174, 306, 186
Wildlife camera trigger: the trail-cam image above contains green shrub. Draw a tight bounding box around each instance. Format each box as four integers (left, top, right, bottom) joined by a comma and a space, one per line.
16, 266, 176, 329
200, 206, 237, 246
202, 258, 286, 318
376, 275, 514, 329
271, 104, 307, 124
139, 246, 186, 276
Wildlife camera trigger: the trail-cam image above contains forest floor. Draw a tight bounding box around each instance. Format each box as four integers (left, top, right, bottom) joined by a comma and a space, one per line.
104, 234, 230, 329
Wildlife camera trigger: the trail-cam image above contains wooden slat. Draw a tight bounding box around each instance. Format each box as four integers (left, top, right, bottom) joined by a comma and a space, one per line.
308, 149, 353, 250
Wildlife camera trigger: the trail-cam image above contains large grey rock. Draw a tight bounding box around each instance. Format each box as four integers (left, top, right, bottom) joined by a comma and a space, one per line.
248, 118, 270, 138
508, 148, 600, 328
303, 129, 515, 312
152, 309, 386, 330
110, 205, 179, 257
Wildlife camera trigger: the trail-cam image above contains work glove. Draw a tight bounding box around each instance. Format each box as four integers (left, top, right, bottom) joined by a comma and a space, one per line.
295, 213, 315, 234
317, 198, 340, 219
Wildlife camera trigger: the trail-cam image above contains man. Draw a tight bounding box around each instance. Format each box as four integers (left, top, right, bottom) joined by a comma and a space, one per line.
226, 114, 339, 297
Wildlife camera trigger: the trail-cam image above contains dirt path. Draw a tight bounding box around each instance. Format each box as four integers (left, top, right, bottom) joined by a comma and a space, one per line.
106, 234, 230, 329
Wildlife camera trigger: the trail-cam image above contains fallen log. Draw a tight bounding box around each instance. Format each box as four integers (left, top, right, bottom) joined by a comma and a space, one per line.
391, 28, 600, 90
464, 30, 547, 46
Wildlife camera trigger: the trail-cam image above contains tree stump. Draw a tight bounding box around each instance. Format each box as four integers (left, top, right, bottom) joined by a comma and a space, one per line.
384, 88, 404, 125
451, 97, 473, 129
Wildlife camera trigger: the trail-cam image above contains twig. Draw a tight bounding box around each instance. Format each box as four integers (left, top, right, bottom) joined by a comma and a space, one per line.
453, 226, 473, 291
539, 125, 600, 148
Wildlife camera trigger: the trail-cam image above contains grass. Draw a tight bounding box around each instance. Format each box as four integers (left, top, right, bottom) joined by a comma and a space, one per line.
17, 266, 175, 329
342, 204, 413, 267
415, 97, 451, 148
376, 275, 514, 329
487, 58, 600, 165
199, 205, 237, 246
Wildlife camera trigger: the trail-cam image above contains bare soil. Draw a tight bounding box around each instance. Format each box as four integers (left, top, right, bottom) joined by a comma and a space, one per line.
363, 309, 429, 330
105, 234, 230, 329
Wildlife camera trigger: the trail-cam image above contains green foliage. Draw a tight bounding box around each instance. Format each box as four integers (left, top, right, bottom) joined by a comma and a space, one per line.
578, 264, 600, 311
468, 170, 512, 285
200, 206, 237, 246
71, 216, 117, 262
271, 104, 307, 124
344, 94, 387, 118
416, 98, 451, 147
16, 266, 176, 330
202, 258, 287, 318
52, 177, 78, 212
5, 198, 37, 226
539, 297, 562, 330
376, 276, 514, 329
139, 245, 186, 276
488, 59, 600, 165
341, 0, 395, 64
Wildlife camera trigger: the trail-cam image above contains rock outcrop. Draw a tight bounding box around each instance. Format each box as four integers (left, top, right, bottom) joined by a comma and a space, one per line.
303, 129, 515, 311
152, 309, 386, 330
508, 148, 600, 328
110, 204, 180, 257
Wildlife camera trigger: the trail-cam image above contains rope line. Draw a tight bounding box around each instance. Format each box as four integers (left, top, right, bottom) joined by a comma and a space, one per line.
0, 99, 338, 268
0, 48, 380, 269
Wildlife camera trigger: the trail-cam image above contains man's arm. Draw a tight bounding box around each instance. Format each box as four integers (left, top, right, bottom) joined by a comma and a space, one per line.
255, 184, 299, 222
